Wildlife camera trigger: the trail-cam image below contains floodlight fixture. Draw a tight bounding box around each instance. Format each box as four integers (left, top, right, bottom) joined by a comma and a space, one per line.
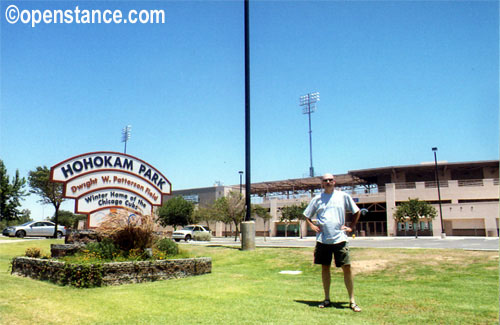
299, 92, 320, 177
300, 92, 320, 114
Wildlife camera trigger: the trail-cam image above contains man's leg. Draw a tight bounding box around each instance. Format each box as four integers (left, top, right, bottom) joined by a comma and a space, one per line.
341, 264, 354, 303
315, 242, 333, 308
342, 265, 361, 311
321, 264, 331, 301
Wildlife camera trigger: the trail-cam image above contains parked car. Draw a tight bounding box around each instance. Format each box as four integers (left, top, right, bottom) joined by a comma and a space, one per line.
172, 225, 210, 242
2, 221, 66, 238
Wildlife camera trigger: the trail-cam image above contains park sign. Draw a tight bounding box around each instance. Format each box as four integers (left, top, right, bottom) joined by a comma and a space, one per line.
50, 152, 171, 226
75, 188, 153, 215
63, 170, 163, 205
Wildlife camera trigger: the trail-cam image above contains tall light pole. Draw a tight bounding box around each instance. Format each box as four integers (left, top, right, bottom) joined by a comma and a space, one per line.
244, 0, 251, 222
239, 170, 244, 194
300, 92, 320, 177
122, 125, 132, 154
432, 147, 445, 238
241, 0, 255, 251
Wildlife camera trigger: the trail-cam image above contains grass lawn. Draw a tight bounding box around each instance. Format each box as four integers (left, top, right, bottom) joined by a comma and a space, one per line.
0, 239, 498, 324
0, 236, 26, 241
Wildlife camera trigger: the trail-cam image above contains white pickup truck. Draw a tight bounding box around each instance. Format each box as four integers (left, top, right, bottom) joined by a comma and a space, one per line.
172, 225, 210, 242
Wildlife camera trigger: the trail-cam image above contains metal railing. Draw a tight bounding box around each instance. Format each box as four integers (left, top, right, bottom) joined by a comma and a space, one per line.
395, 182, 416, 189
424, 180, 449, 188
258, 179, 497, 203
458, 179, 484, 187
340, 186, 386, 195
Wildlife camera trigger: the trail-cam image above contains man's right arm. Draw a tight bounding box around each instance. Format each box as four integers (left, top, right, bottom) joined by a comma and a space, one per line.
305, 216, 321, 234
303, 197, 321, 233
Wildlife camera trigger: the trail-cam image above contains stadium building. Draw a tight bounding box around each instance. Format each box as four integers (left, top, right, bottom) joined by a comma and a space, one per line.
166, 160, 499, 237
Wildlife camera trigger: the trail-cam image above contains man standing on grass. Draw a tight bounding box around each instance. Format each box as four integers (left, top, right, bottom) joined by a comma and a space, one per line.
304, 173, 362, 312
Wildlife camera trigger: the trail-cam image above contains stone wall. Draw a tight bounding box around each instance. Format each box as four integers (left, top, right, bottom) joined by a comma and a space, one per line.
12, 257, 66, 284
11, 257, 211, 286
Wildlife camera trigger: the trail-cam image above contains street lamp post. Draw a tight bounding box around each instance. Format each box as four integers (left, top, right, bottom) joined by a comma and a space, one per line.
239, 171, 244, 194
299, 92, 320, 177
122, 125, 132, 154
432, 147, 446, 238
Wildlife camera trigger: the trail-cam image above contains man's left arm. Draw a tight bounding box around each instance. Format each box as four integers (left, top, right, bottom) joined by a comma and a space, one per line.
341, 210, 360, 233
350, 210, 361, 231
341, 194, 361, 233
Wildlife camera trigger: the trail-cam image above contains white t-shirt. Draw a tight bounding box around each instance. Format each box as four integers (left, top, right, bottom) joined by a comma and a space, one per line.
303, 190, 360, 244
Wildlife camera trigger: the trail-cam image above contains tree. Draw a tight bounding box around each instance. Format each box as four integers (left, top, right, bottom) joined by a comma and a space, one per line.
214, 191, 245, 241
0, 160, 28, 222
28, 166, 65, 238
49, 210, 86, 229
0, 209, 32, 230
157, 196, 194, 230
213, 197, 232, 237
18, 209, 32, 224
393, 198, 437, 238
191, 204, 218, 233
296, 202, 309, 238
280, 202, 308, 238
252, 205, 272, 241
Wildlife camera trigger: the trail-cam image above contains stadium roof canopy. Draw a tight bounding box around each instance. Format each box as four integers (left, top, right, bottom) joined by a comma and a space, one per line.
237, 160, 498, 196
247, 174, 362, 196
349, 160, 498, 180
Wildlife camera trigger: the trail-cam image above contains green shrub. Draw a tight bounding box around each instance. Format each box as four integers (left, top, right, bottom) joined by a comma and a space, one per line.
84, 238, 119, 260
25, 247, 41, 258
193, 231, 211, 241
62, 263, 103, 288
127, 248, 150, 260
151, 248, 167, 260
154, 238, 179, 256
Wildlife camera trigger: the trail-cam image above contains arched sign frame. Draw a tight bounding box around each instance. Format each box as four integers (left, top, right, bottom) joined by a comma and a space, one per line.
50, 151, 171, 228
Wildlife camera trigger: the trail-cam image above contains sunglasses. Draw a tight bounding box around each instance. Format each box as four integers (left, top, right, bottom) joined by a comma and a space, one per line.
322, 179, 335, 183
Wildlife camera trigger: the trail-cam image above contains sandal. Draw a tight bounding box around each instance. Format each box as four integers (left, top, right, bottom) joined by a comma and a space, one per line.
350, 302, 362, 312
319, 300, 331, 308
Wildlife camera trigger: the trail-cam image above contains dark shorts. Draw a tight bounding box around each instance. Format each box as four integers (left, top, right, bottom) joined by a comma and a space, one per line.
314, 241, 351, 267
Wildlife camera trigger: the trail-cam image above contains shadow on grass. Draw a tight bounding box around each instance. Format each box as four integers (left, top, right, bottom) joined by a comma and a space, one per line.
202, 245, 241, 250
294, 300, 350, 310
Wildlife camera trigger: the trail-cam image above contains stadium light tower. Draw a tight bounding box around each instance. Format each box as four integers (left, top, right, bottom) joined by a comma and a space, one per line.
300, 92, 320, 177
122, 125, 132, 154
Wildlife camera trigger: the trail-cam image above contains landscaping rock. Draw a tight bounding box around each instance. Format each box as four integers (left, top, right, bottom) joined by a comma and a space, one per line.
50, 244, 82, 258
66, 230, 102, 245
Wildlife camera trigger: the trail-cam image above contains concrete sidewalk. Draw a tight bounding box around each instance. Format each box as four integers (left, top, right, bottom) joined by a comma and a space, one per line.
0, 237, 48, 244
187, 236, 499, 251
1, 235, 497, 251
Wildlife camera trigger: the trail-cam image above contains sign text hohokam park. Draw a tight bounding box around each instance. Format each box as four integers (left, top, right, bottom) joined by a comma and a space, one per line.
50, 152, 171, 227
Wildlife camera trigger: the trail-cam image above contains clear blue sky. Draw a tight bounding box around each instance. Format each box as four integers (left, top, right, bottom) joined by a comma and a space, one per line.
1, 0, 498, 220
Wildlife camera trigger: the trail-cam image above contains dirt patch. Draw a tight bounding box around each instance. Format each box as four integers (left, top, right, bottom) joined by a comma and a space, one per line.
347, 248, 498, 275
352, 259, 390, 274
488, 254, 499, 261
